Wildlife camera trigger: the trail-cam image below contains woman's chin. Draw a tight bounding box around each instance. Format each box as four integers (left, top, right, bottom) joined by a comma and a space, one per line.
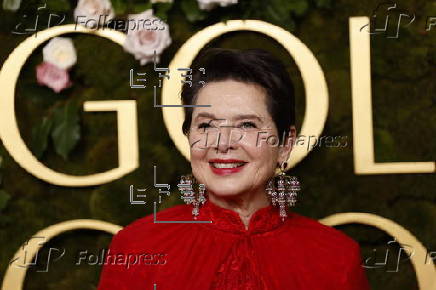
206, 185, 247, 198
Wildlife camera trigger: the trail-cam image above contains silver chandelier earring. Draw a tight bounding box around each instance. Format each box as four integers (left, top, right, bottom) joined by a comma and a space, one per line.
177, 174, 207, 219
266, 161, 301, 221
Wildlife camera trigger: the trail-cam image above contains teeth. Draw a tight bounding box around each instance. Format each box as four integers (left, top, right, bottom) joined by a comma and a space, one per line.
211, 162, 245, 168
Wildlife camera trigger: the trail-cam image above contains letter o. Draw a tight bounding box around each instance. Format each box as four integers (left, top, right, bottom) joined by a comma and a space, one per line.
86, 19, 97, 29
2, 219, 121, 290
87, 254, 99, 265
321, 213, 435, 290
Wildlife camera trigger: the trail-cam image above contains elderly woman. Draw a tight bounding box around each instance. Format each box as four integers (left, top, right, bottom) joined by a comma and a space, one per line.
97, 48, 370, 289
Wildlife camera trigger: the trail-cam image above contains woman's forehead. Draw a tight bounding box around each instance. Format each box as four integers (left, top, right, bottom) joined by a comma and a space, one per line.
196, 80, 266, 99
193, 80, 270, 117
193, 111, 266, 122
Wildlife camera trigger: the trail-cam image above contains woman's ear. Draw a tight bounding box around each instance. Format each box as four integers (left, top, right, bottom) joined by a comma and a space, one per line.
278, 125, 297, 165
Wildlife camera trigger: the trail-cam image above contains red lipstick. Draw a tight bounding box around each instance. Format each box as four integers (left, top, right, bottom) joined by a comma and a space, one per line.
209, 159, 247, 176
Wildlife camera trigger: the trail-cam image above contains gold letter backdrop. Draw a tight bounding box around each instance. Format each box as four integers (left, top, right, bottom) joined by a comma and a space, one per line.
349, 18, 435, 175
0, 19, 434, 290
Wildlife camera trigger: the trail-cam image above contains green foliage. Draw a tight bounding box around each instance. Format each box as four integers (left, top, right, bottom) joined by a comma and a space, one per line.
50, 101, 81, 161
45, 0, 70, 12
181, 0, 207, 22
153, 2, 173, 22
29, 96, 81, 161
131, 2, 152, 14
282, 0, 309, 17
0, 156, 10, 212
0, 189, 10, 212
313, 0, 332, 9
374, 128, 397, 162
111, 0, 128, 15
23, 83, 66, 106
236, 0, 302, 31
31, 116, 54, 159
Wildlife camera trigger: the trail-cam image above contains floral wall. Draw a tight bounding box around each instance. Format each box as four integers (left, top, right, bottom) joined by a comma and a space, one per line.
0, 0, 435, 289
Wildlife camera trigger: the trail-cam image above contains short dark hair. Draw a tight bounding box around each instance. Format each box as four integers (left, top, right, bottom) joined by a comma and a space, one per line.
181, 48, 296, 143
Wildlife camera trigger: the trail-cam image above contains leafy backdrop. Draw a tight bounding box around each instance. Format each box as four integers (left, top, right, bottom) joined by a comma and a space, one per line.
0, 0, 435, 289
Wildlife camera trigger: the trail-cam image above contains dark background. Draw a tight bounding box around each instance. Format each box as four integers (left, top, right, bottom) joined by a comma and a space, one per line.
0, 0, 435, 289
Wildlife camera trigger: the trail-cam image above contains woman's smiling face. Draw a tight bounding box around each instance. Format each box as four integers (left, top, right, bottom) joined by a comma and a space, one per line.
188, 79, 291, 199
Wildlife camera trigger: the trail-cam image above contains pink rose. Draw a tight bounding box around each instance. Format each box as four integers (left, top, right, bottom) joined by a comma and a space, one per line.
74, 0, 115, 27
36, 62, 72, 93
123, 9, 171, 65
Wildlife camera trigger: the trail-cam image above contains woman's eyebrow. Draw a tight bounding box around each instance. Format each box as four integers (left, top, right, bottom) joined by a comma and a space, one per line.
194, 112, 263, 122
194, 112, 216, 120
234, 114, 263, 122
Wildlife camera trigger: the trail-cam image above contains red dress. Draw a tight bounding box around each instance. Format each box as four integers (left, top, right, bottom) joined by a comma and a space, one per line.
97, 200, 371, 290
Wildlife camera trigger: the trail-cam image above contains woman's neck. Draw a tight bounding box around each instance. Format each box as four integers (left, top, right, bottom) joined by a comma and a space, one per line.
207, 190, 271, 230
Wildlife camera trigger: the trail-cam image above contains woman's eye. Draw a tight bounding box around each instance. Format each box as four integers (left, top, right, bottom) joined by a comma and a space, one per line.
239, 121, 257, 129
198, 122, 212, 129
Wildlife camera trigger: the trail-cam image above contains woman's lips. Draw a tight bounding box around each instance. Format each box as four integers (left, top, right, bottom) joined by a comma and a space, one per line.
209, 162, 247, 175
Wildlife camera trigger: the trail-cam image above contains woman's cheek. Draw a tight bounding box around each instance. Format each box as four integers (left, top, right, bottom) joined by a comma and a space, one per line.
190, 153, 208, 184
255, 144, 279, 174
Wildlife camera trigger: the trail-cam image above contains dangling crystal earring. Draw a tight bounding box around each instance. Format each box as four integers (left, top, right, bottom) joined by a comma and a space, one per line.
177, 174, 207, 219
266, 161, 301, 221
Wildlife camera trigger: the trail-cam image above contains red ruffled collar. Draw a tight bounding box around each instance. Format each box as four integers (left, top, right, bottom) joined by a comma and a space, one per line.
197, 199, 286, 235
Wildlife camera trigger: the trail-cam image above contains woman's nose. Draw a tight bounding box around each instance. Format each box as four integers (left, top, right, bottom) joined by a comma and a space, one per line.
214, 126, 243, 152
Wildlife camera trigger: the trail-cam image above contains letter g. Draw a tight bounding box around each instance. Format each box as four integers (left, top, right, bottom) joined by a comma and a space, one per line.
0, 25, 139, 186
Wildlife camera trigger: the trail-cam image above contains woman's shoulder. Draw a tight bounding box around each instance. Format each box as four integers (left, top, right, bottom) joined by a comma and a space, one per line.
108, 204, 195, 250
285, 211, 361, 252
284, 212, 369, 287
125, 203, 193, 228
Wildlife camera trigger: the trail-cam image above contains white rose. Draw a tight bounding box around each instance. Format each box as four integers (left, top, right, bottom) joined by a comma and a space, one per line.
74, 0, 115, 27
123, 9, 171, 66
197, 0, 238, 10
43, 37, 77, 70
